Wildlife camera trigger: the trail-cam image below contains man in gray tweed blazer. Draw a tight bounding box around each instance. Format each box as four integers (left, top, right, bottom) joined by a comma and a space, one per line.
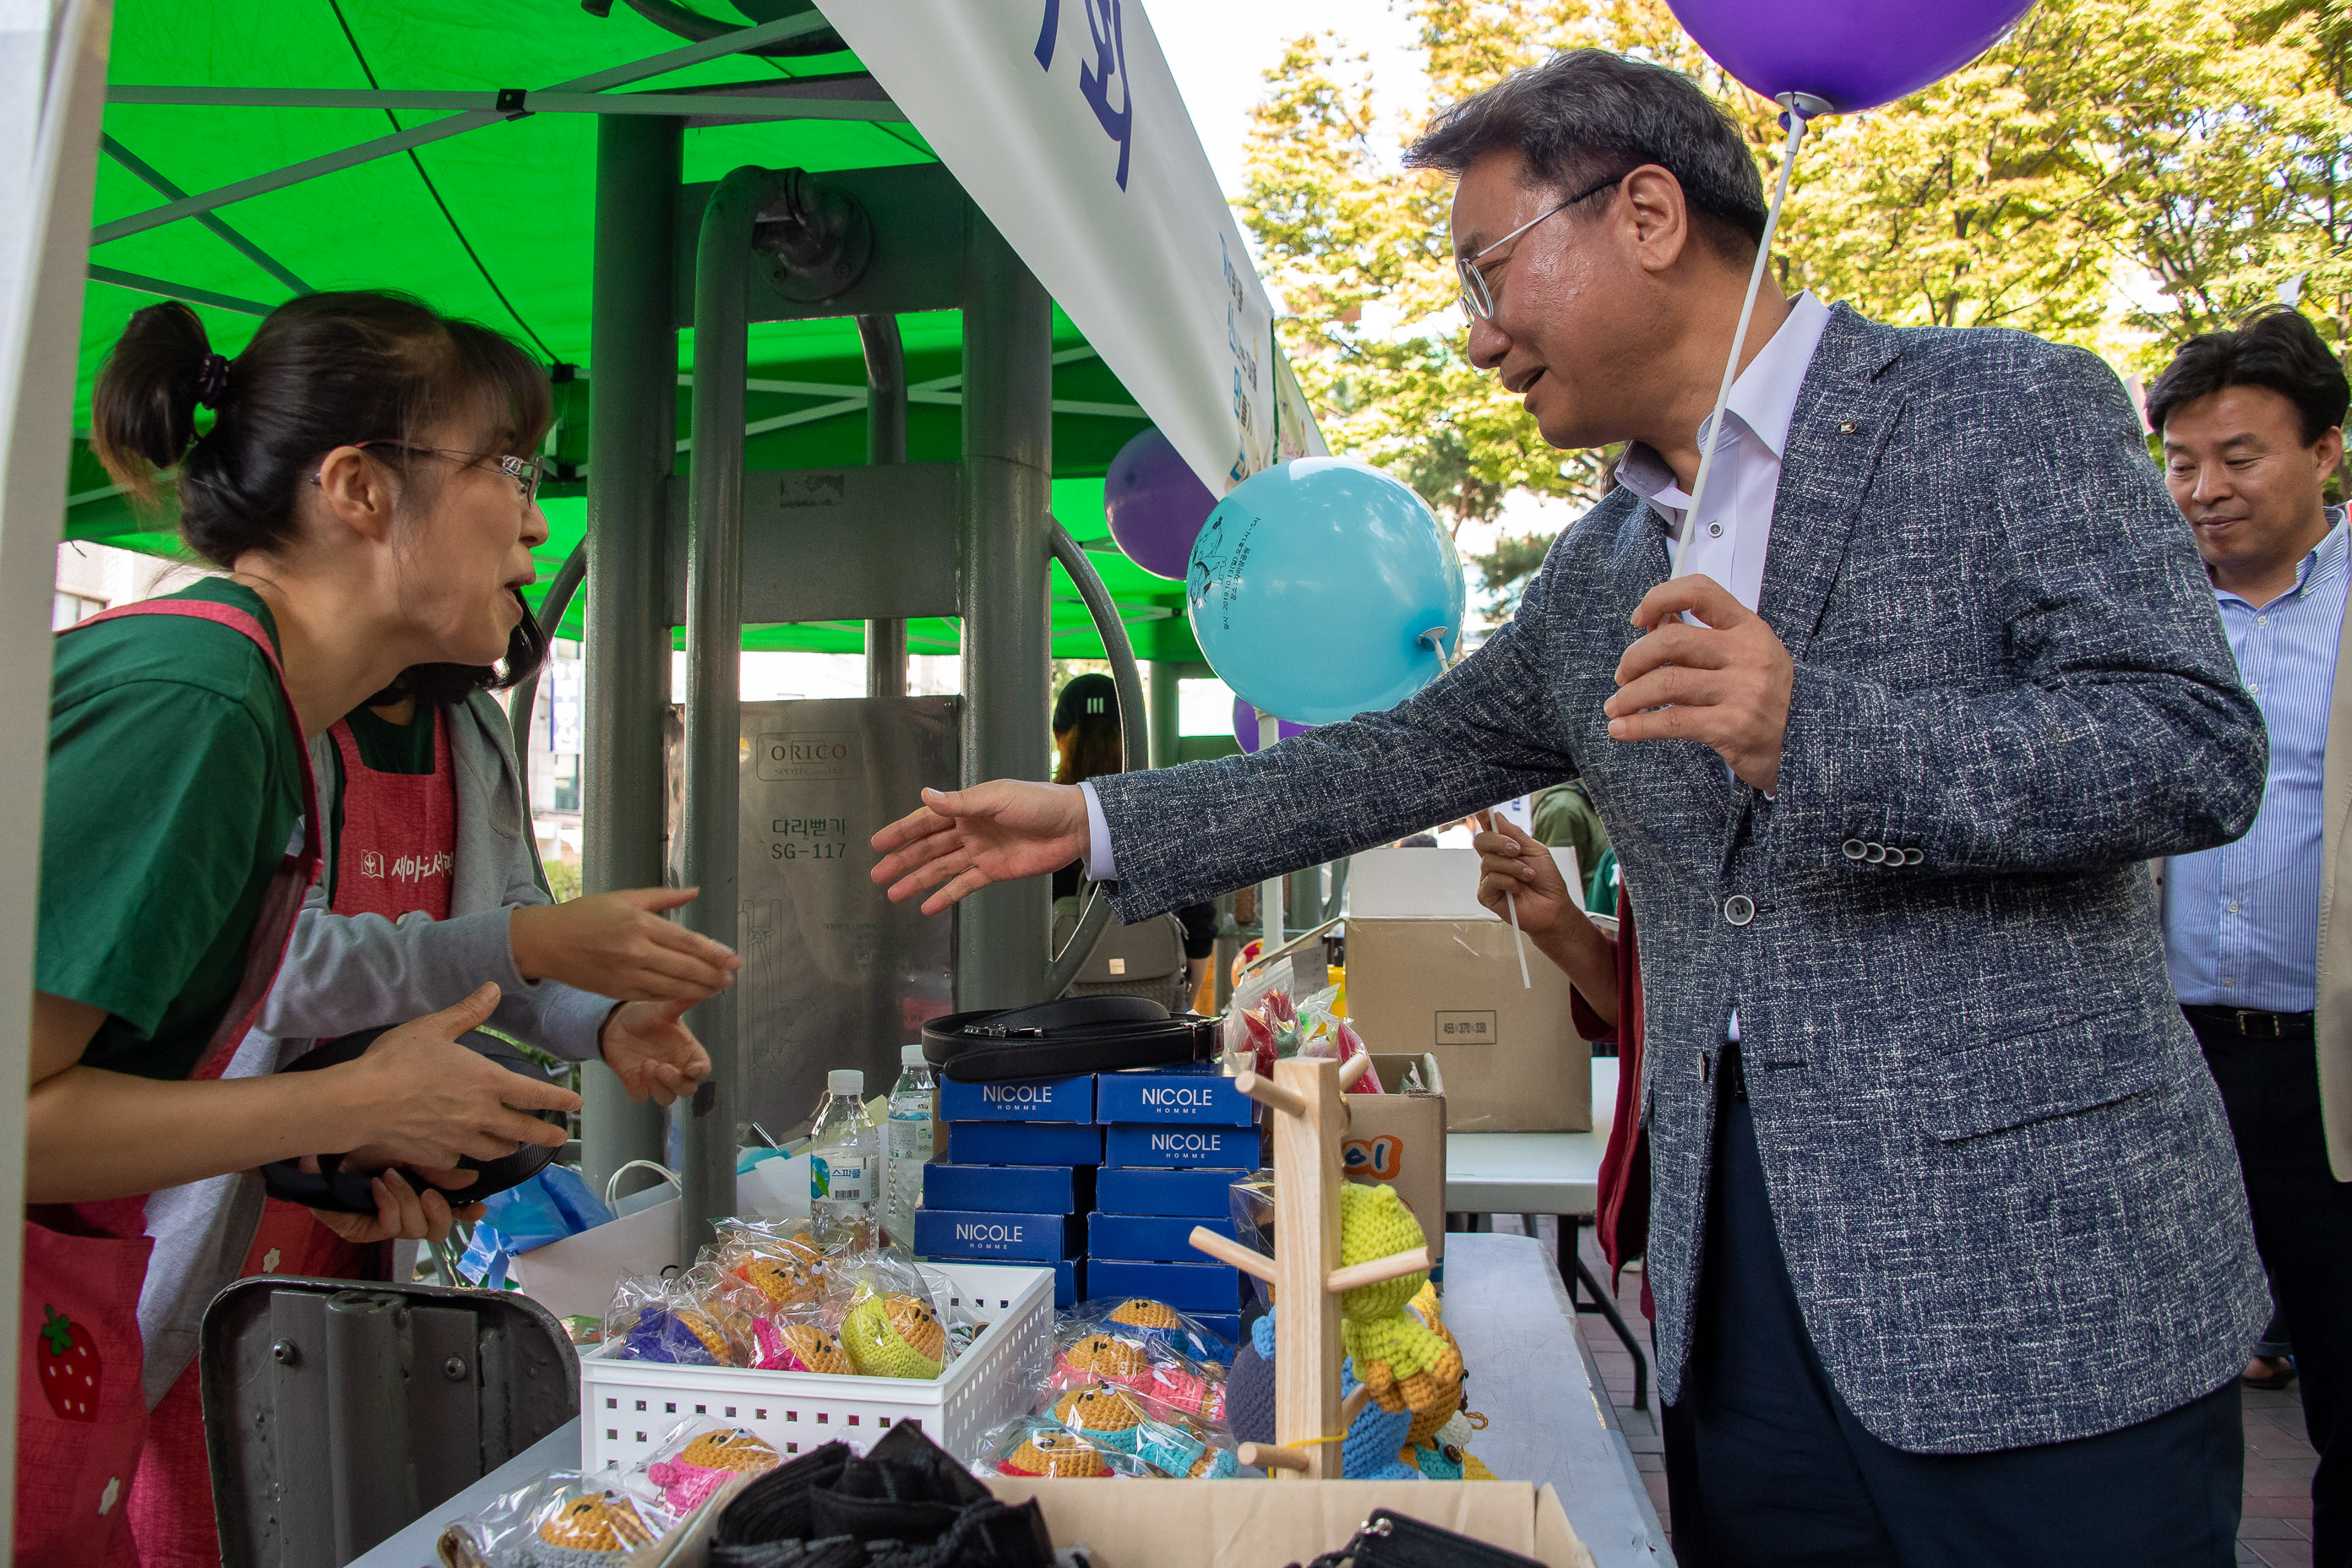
875, 51, 2270, 1566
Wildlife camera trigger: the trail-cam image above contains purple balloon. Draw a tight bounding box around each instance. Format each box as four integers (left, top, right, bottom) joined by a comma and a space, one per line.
1667, 0, 2037, 114
1105, 428, 1217, 580
1233, 698, 1311, 754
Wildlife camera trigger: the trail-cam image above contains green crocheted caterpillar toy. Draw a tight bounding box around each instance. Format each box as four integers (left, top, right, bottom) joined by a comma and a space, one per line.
1337, 1183, 1462, 1417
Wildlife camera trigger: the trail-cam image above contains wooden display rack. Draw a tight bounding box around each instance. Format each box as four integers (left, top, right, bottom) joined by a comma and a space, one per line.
1185, 1054, 1431, 1480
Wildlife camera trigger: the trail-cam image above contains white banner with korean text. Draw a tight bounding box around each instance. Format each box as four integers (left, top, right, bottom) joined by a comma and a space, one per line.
816, 0, 1326, 493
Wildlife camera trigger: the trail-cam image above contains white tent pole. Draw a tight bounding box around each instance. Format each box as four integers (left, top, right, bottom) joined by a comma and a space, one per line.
0, 0, 115, 1542
1674, 93, 1824, 566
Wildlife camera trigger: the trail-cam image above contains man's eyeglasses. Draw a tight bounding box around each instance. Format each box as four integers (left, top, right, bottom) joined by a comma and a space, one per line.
1456, 172, 1627, 321
309, 440, 545, 507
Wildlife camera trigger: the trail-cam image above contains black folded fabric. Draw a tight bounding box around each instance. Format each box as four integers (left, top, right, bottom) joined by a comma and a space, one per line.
716, 1426, 1055, 1568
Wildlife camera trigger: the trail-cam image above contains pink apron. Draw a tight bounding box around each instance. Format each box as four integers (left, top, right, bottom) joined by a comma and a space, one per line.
18, 600, 318, 1567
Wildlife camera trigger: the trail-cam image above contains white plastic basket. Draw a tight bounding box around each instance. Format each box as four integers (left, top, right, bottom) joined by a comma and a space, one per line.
579, 1262, 1054, 1471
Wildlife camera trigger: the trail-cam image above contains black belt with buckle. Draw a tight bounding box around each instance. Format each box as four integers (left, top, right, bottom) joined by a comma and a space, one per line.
2182, 1004, 2314, 1040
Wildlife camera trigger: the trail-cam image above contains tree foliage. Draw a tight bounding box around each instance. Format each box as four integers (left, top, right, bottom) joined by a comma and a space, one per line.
1241, 0, 2352, 607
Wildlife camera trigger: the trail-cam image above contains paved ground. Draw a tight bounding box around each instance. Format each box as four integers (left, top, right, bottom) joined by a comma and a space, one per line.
1490, 1215, 2318, 1565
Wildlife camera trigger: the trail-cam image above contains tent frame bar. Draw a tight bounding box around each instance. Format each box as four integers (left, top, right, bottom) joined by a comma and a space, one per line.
104, 87, 906, 123
101, 135, 312, 295
92, 9, 832, 248
88, 265, 272, 316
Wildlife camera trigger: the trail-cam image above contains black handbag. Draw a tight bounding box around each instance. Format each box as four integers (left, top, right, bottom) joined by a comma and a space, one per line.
920, 995, 1217, 1083
1293, 1509, 1547, 1568
258, 1024, 568, 1214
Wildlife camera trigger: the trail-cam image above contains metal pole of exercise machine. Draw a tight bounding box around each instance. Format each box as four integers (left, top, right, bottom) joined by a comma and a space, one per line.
1146, 658, 1183, 770
678, 165, 783, 1257
580, 114, 680, 1200
955, 214, 1054, 1010
859, 313, 908, 698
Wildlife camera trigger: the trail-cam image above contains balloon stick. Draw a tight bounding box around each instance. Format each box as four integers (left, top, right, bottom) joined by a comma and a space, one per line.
1505, 889, 1532, 990
1674, 93, 1826, 569
1258, 709, 1285, 951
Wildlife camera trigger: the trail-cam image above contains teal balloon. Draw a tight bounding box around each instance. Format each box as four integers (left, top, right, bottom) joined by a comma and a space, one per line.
1186, 458, 1464, 726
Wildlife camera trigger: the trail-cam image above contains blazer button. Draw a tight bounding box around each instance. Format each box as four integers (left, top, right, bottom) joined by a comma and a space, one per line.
1904, 847, 1925, 866
1724, 894, 1756, 926
1843, 838, 1866, 860
1865, 843, 1887, 864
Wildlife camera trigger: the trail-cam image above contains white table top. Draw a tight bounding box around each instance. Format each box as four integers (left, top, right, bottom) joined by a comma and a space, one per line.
350, 1226, 1667, 1568
1446, 1056, 1617, 1217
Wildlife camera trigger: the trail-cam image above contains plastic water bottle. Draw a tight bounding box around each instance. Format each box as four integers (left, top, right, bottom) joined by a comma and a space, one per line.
883, 1043, 936, 1247
808, 1069, 878, 1244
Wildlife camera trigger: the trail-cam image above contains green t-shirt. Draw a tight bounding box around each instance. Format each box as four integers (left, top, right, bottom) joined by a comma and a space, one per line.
38, 580, 308, 1081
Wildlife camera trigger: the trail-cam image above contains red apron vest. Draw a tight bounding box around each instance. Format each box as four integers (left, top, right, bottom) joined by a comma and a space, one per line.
19, 600, 319, 1568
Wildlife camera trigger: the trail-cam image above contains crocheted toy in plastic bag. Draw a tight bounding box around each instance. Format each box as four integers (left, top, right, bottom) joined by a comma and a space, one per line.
637, 1419, 782, 1516
1336, 1184, 1460, 1418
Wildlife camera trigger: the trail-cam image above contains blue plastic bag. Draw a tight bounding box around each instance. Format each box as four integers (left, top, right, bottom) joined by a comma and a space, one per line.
458, 1164, 616, 1288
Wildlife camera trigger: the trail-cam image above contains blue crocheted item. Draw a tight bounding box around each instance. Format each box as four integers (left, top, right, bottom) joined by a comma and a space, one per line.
1339, 1360, 1418, 1480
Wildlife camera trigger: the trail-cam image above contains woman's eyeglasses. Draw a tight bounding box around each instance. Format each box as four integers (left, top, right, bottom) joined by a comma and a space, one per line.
309, 441, 545, 506
1456, 172, 1626, 321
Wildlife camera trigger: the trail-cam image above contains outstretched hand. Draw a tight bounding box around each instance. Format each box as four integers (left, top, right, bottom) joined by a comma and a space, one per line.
600, 997, 711, 1106
868, 783, 1091, 915
1604, 574, 1793, 793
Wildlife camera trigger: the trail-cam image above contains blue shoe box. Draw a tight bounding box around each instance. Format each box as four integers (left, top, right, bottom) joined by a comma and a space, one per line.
946, 1121, 1103, 1166
937, 1072, 1094, 1124
1094, 1166, 1246, 1218
1086, 1257, 1244, 1313
1191, 1312, 1241, 1348
1086, 1211, 1234, 1263
922, 1161, 1092, 1214
1095, 1065, 1255, 1127
1102, 1123, 1261, 1169
924, 1254, 1081, 1309
910, 1208, 1076, 1263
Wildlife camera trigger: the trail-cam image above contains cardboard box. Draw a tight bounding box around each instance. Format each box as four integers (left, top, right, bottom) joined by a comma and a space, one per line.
909, 1209, 1076, 1262
1094, 1065, 1256, 1126
1087, 1210, 1235, 1261
920, 1161, 1091, 1213
636, 1478, 1594, 1568
945, 1121, 1103, 1166
1345, 917, 1591, 1131
1095, 1165, 1249, 1218
936, 1071, 1094, 1124
922, 1254, 1079, 1308
1341, 1053, 1449, 1266
1102, 1122, 1262, 1169
1086, 1257, 1243, 1312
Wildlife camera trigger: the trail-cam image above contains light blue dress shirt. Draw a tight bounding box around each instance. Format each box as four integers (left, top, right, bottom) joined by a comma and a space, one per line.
2165, 510, 2349, 1010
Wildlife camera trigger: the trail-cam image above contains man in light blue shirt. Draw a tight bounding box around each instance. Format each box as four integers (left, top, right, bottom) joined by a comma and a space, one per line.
2153, 306, 2352, 1567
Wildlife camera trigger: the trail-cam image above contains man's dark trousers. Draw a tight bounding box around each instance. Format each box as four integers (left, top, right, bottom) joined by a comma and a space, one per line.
1663, 1047, 2245, 1567
2192, 1007, 2352, 1567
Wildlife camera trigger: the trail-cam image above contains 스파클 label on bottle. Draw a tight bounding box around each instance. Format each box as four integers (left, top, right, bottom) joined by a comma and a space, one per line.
810, 1151, 872, 1203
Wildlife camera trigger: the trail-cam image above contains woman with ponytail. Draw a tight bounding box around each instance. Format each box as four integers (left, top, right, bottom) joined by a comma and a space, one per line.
24, 293, 716, 1565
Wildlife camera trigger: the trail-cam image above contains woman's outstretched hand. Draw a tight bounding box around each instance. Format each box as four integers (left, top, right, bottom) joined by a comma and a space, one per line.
869, 783, 1092, 914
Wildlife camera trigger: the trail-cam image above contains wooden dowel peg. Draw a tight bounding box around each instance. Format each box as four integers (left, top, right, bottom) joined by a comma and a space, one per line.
1339, 1383, 1372, 1429
1233, 1068, 1307, 1119
1337, 1052, 1375, 1091
1189, 1228, 1277, 1283
1238, 1443, 1309, 1473
1326, 1246, 1431, 1295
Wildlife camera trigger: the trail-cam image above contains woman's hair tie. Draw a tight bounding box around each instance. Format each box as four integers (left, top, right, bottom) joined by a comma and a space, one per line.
194, 351, 231, 411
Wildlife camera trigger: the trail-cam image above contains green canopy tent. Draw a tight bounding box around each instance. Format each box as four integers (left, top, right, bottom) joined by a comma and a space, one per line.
69, 0, 1211, 664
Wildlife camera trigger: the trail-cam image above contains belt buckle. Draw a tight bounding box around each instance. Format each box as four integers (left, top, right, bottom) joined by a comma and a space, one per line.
2235, 1010, 2283, 1038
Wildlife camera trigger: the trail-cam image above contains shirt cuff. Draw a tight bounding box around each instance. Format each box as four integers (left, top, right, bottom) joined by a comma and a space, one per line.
1079, 781, 1119, 883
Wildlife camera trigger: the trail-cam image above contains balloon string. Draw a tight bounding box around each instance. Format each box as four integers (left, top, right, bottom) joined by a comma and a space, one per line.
1675, 101, 1812, 574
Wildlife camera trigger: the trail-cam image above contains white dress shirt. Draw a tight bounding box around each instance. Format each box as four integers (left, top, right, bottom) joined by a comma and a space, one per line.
1081, 291, 1836, 893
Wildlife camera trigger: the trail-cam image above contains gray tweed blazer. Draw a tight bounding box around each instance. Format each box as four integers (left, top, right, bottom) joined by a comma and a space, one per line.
1092, 303, 2273, 1454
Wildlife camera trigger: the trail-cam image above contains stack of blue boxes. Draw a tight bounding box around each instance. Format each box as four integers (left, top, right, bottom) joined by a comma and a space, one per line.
911, 1071, 1096, 1307
1086, 1066, 1261, 1345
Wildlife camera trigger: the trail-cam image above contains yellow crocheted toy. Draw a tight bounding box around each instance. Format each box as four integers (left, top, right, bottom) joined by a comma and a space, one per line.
1337, 1184, 1461, 1417
839, 1288, 945, 1379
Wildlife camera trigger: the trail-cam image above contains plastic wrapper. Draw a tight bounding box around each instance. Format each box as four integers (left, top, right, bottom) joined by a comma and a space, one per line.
1228, 1172, 1277, 1313
830, 1249, 949, 1379
604, 1272, 754, 1368
1064, 1297, 1233, 1371
436, 1470, 667, 1568
710, 1217, 835, 1315
622, 1416, 785, 1516
972, 1416, 1153, 1479
1043, 1321, 1227, 1425
1220, 979, 1380, 1092
1044, 1381, 1242, 1479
